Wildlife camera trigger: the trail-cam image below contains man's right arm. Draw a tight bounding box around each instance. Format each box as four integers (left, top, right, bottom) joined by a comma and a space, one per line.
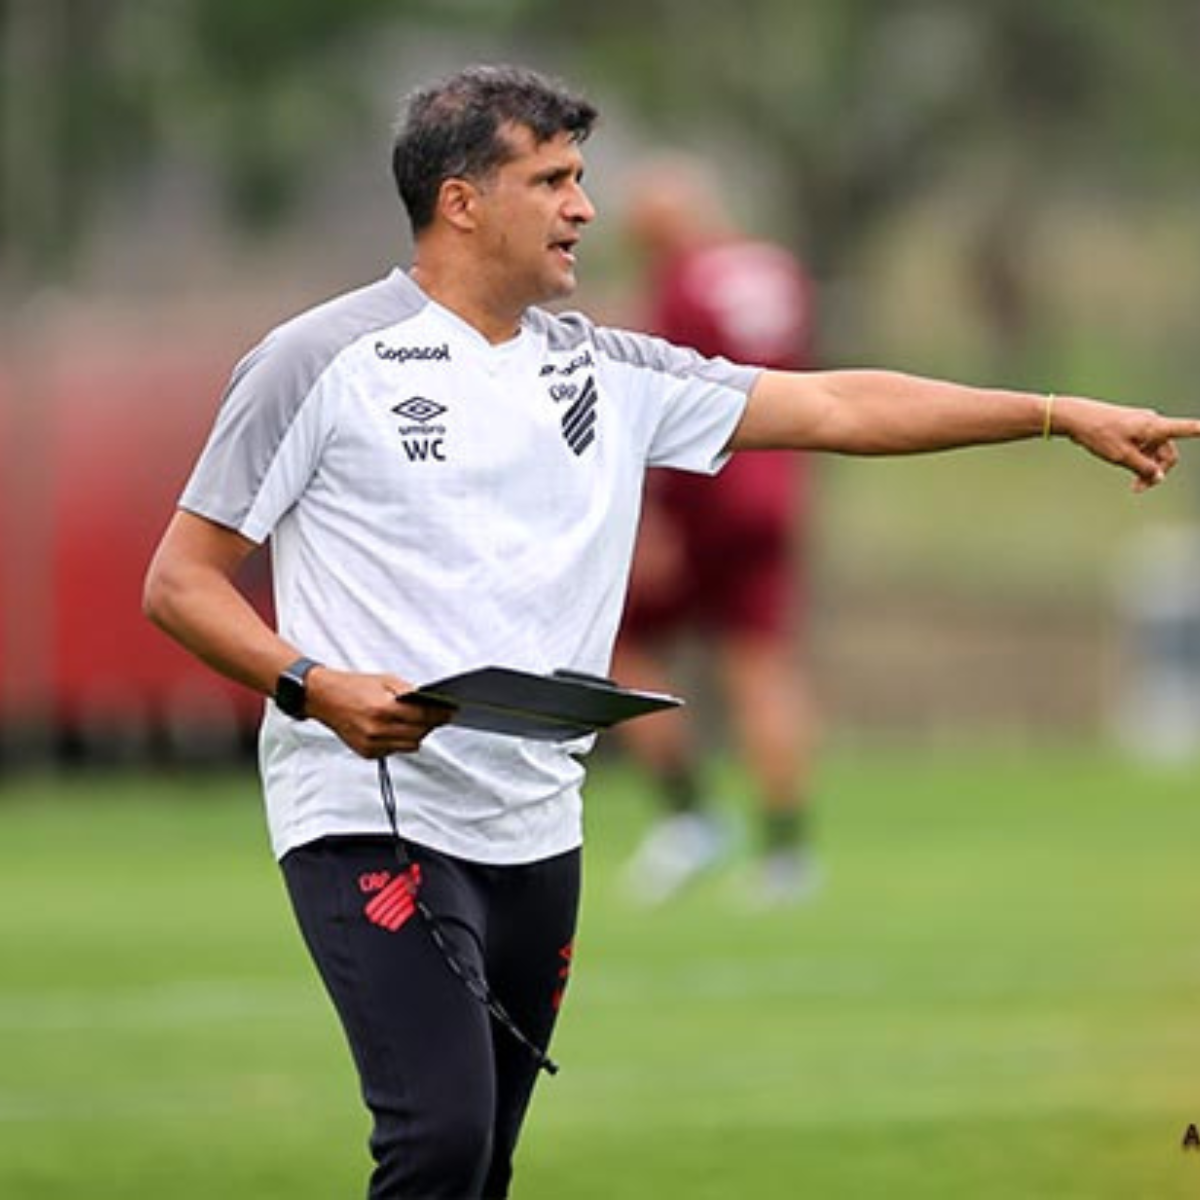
733, 369, 1200, 492
142, 511, 446, 757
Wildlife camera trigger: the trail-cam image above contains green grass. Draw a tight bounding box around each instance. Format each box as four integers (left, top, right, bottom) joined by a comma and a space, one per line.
1, 747, 1199, 1198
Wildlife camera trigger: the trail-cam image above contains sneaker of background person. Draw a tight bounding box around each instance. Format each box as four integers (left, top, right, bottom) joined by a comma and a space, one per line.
752, 846, 824, 907
623, 810, 730, 904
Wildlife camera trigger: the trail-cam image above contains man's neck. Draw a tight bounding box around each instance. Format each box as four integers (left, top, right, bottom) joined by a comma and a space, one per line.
409, 263, 523, 345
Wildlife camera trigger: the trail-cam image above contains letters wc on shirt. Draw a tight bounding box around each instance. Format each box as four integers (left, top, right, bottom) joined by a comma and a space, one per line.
380, 341, 453, 463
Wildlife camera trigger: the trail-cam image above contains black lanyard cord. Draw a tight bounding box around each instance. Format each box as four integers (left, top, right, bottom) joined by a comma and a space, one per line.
376, 758, 559, 1076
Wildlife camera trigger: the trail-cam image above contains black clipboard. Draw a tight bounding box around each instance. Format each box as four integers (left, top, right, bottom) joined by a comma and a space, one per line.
401, 667, 684, 741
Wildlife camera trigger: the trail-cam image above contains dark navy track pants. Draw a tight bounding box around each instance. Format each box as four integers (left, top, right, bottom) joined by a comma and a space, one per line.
282, 835, 580, 1199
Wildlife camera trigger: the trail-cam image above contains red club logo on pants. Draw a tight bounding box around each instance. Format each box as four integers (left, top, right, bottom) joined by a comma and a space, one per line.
363, 864, 423, 932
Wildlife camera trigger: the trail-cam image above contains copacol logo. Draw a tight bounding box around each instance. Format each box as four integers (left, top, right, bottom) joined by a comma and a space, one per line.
393, 396, 448, 462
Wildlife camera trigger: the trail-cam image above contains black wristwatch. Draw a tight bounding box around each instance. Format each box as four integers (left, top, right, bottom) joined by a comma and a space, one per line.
274, 657, 322, 720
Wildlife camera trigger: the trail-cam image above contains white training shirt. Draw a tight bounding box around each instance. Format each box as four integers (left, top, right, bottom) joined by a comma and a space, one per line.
181, 268, 759, 864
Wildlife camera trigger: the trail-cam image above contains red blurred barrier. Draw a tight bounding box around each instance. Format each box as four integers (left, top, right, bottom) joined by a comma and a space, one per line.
2, 321, 269, 762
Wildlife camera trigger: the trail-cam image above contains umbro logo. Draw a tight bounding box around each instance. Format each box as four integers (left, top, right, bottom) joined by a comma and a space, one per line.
392, 396, 447, 423
393, 396, 449, 462
539, 349, 594, 378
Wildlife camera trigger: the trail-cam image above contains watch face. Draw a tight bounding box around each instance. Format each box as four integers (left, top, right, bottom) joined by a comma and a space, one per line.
276, 661, 313, 719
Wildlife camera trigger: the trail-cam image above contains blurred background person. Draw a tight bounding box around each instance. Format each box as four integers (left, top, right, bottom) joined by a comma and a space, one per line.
612, 154, 822, 905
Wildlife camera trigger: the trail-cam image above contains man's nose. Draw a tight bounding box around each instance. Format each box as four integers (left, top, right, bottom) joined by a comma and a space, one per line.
567, 182, 596, 224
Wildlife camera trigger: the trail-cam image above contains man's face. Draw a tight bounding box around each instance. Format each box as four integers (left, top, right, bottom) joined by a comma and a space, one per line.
469, 124, 596, 307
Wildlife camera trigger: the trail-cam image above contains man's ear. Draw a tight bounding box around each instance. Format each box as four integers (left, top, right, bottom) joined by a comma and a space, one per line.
437, 178, 479, 232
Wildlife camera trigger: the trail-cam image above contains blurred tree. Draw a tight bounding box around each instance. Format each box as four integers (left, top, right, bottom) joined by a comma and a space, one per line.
514, 0, 1200, 368
1, 0, 150, 280
529, 0, 1200, 256
3, 0, 1199, 333
0, 0, 438, 282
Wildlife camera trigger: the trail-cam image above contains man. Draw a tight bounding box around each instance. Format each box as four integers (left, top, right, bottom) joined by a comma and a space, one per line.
143, 64, 1197, 1200
613, 155, 821, 904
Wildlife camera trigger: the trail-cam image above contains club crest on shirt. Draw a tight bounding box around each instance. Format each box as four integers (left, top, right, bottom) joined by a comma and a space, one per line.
392, 396, 449, 463
540, 353, 597, 457
556, 375, 597, 456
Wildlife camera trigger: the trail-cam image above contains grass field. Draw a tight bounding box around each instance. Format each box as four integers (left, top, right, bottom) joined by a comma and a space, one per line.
1, 745, 1199, 1199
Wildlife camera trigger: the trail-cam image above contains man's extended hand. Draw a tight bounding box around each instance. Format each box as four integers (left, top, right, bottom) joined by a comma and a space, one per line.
1054, 398, 1200, 493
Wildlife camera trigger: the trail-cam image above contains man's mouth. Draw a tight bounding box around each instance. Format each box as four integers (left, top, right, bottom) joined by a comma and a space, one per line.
552, 238, 578, 265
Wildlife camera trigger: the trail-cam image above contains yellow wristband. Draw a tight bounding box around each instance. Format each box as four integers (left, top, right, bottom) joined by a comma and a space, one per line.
1042, 392, 1056, 440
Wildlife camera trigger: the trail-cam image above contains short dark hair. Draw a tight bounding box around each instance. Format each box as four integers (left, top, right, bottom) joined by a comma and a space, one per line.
391, 64, 598, 234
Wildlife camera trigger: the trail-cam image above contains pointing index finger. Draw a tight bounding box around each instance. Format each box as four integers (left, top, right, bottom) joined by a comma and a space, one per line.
1157, 416, 1200, 440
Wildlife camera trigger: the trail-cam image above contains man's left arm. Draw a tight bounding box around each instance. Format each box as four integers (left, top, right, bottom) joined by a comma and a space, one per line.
733, 368, 1200, 492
